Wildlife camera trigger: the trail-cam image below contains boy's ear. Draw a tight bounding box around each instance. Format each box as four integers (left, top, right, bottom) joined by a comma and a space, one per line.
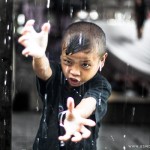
99, 53, 108, 71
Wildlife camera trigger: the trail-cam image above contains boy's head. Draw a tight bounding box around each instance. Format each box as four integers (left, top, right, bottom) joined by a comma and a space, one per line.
60, 21, 108, 87
61, 21, 106, 57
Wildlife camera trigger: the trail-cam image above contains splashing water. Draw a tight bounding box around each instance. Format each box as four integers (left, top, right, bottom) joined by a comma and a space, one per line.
132, 107, 135, 116
41, 93, 48, 138
123, 146, 126, 150
110, 135, 115, 142
36, 99, 40, 112
98, 93, 102, 105
47, 0, 50, 9
131, 107, 135, 122
4, 71, 8, 86
79, 33, 82, 45
70, 7, 73, 18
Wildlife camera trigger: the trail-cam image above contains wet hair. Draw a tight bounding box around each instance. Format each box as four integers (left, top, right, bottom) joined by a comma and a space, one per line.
61, 21, 106, 57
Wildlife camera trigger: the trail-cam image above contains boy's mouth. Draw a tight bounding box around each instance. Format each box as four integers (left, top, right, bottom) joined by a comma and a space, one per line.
68, 78, 80, 86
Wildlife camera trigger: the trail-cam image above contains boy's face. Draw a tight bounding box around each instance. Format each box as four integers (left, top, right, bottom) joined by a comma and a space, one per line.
61, 50, 106, 87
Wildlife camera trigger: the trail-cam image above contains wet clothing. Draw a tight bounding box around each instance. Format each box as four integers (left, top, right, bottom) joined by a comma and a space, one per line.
33, 62, 111, 150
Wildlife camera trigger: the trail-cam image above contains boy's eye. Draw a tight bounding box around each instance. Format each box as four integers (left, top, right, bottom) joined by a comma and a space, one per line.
82, 63, 91, 69
63, 59, 72, 65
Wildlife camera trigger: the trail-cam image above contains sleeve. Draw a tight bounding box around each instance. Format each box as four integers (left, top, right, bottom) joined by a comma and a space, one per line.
83, 75, 112, 123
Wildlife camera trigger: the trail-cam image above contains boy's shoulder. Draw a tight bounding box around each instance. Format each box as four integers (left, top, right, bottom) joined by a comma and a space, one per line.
87, 72, 111, 90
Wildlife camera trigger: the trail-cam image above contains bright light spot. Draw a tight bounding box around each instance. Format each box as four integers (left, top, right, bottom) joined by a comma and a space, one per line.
17, 14, 25, 25
89, 10, 99, 20
77, 10, 88, 20
115, 12, 124, 21
17, 26, 24, 34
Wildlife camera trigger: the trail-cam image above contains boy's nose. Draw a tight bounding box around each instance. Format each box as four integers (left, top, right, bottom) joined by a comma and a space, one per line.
70, 65, 80, 76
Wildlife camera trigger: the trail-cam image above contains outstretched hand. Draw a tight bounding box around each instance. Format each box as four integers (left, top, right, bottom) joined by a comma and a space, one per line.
18, 20, 50, 58
58, 97, 96, 142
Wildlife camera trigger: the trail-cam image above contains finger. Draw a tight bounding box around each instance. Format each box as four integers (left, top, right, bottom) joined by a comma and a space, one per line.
18, 34, 31, 47
41, 22, 51, 34
24, 19, 35, 27
71, 132, 82, 142
67, 97, 75, 113
80, 126, 91, 139
18, 34, 30, 43
22, 48, 30, 57
81, 118, 96, 127
21, 20, 35, 34
58, 134, 71, 141
18, 39, 28, 48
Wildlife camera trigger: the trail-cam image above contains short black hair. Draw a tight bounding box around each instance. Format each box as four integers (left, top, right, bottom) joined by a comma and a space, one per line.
61, 21, 106, 57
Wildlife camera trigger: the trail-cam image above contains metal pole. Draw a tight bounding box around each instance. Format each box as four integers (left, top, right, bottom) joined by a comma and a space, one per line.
0, 0, 13, 149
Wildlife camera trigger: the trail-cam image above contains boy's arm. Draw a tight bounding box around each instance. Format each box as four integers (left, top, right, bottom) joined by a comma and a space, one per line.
32, 55, 52, 81
75, 97, 96, 118
59, 77, 111, 142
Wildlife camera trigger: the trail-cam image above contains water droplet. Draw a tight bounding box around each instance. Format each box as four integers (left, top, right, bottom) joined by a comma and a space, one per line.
132, 107, 135, 116
10, 65, 12, 70
98, 93, 101, 105
4, 119, 6, 126
47, 0, 50, 8
110, 135, 115, 141
79, 33, 82, 45
123, 146, 126, 150
36, 99, 39, 111
4, 80, 7, 86
91, 140, 94, 146
60, 141, 65, 146
41, 93, 48, 138
8, 36, 11, 41
7, 24, 10, 30
70, 7, 73, 18
4, 38, 6, 45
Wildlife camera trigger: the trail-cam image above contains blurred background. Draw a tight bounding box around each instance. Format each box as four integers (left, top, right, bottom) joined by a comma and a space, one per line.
11, 0, 150, 149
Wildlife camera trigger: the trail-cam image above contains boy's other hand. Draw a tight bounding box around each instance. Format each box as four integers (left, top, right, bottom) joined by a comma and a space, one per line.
18, 20, 50, 58
58, 97, 96, 142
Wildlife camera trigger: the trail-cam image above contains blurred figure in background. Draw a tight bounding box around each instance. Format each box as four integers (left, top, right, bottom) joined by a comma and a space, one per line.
134, 0, 147, 39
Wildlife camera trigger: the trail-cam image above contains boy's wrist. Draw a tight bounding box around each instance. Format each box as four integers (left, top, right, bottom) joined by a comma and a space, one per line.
33, 53, 47, 60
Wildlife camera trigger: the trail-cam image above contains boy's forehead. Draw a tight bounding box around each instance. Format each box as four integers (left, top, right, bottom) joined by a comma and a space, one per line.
61, 49, 99, 61
64, 33, 92, 55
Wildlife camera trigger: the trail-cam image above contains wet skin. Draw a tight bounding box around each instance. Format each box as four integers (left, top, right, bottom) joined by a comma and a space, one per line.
61, 50, 101, 87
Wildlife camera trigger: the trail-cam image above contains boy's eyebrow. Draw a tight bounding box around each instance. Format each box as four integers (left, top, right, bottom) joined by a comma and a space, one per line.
66, 35, 91, 55
62, 55, 92, 62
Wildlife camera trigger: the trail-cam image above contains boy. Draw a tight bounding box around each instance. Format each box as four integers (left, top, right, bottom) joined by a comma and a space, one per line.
18, 20, 111, 150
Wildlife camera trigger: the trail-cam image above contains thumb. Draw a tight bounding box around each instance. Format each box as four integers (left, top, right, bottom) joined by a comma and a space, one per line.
41, 22, 51, 34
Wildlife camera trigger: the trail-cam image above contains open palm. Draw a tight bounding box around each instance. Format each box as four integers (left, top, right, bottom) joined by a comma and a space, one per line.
18, 20, 50, 58
58, 97, 96, 142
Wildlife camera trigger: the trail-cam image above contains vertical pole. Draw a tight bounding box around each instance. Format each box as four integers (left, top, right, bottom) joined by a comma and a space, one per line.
0, 0, 13, 149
